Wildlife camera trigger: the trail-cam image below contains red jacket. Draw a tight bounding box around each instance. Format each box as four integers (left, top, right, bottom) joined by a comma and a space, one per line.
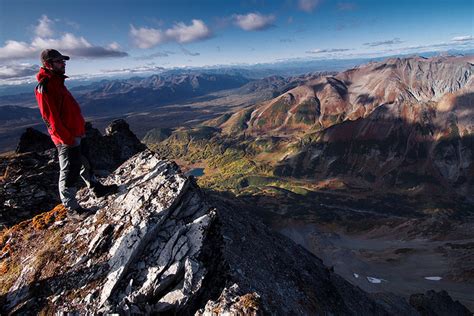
35, 67, 85, 145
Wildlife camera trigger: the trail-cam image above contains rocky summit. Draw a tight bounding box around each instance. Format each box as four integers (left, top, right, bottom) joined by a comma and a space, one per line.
0, 149, 471, 315
0, 119, 145, 229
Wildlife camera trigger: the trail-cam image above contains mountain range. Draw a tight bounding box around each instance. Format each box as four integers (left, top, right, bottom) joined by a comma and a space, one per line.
209, 56, 473, 203
0, 71, 332, 152
145, 55, 474, 309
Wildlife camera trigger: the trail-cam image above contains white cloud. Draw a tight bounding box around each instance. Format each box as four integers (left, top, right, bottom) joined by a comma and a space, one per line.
363, 38, 403, 47
0, 33, 128, 61
0, 15, 127, 62
165, 19, 212, 43
452, 35, 473, 42
233, 13, 275, 31
0, 63, 38, 79
32, 33, 92, 50
0, 41, 37, 60
35, 15, 54, 38
298, 0, 322, 13
130, 25, 166, 49
32, 33, 127, 58
364, 40, 474, 58
100, 64, 165, 75
130, 19, 212, 49
306, 48, 350, 54
108, 42, 121, 50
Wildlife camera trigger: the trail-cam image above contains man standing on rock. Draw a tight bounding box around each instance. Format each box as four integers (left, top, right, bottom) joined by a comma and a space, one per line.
35, 49, 117, 217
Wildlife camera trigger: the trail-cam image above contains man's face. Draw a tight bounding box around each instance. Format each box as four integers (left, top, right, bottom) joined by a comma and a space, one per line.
48, 59, 66, 75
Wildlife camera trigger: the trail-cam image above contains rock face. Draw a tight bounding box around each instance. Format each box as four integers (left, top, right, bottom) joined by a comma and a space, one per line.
0, 120, 145, 229
0, 149, 470, 315
0, 149, 59, 229
409, 290, 472, 316
84, 119, 147, 172
1, 150, 215, 314
15, 127, 54, 154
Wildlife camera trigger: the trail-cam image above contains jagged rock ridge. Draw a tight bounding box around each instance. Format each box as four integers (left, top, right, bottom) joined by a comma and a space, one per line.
0, 119, 145, 229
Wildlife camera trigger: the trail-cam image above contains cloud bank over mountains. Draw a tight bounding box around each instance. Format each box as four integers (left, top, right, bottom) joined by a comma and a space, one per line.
0, 15, 128, 62
364, 38, 403, 47
306, 48, 351, 54
0, 64, 38, 80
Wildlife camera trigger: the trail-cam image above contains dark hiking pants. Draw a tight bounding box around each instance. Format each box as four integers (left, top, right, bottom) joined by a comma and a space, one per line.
57, 138, 97, 210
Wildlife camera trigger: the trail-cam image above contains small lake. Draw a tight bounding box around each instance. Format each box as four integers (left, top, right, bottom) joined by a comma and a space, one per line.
186, 168, 205, 178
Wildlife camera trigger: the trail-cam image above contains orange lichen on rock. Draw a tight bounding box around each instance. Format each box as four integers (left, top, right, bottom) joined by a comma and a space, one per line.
240, 292, 260, 310
0, 260, 8, 274
211, 306, 222, 314
1, 243, 12, 257
0, 228, 9, 247
32, 204, 67, 231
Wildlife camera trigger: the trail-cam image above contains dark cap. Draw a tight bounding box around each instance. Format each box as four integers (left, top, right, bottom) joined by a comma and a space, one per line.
40, 49, 70, 63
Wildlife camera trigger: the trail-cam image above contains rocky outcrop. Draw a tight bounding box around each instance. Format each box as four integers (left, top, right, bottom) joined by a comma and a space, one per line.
1, 150, 215, 314
409, 290, 472, 316
0, 149, 58, 229
15, 127, 54, 154
1, 149, 470, 315
84, 119, 147, 172
0, 120, 146, 228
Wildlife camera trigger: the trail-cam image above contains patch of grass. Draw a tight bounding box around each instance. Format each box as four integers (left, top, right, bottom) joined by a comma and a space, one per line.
31, 230, 64, 279
292, 98, 319, 125
0, 204, 69, 297
0, 257, 21, 294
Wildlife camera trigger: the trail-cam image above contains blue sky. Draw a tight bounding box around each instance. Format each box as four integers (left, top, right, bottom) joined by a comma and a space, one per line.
0, 0, 472, 84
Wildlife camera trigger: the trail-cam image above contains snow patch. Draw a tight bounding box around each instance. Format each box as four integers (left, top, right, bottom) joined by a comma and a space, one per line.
367, 276, 385, 284
424, 276, 442, 281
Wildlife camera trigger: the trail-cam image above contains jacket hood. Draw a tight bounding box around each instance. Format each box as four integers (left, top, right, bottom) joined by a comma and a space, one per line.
36, 67, 68, 82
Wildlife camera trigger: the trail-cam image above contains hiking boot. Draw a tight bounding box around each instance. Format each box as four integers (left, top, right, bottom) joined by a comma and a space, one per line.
67, 206, 92, 220
92, 183, 118, 198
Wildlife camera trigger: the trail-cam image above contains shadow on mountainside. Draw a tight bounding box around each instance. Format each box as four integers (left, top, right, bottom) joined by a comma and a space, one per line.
203, 187, 474, 312
271, 116, 474, 206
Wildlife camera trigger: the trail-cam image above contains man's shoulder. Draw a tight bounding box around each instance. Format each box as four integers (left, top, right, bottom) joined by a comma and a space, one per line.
36, 77, 49, 94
